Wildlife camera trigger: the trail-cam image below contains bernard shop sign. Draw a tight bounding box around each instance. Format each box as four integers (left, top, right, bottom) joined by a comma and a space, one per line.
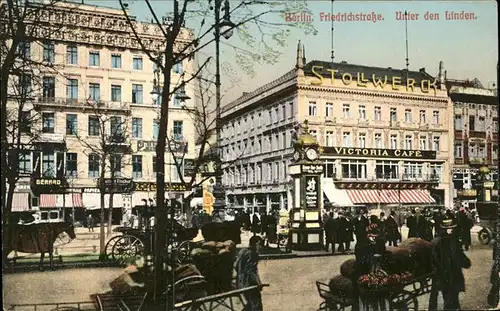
323, 147, 436, 159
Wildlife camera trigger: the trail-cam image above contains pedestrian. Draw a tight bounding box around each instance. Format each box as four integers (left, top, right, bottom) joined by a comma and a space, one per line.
87, 214, 94, 232
428, 217, 471, 311
457, 208, 473, 251
344, 213, 354, 251
352, 223, 388, 310
432, 208, 445, 238
406, 209, 418, 238
385, 210, 399, 247
352, 209, 369, 243
323, 212, 336, 253
487, 241, 500, 308
251, 211, 260, 236
415, 208, 428, 239
266, 213, 278, 245
336, 212, 350, 253
235, 235, 264, 311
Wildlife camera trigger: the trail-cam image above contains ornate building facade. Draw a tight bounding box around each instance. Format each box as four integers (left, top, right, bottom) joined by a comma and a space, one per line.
221, 42, 454, 212
447, 78, 499, 205
3, 2, 196, 223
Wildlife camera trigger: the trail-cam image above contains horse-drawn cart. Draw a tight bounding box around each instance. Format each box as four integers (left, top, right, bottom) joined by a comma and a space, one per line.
316, 273, 433, 311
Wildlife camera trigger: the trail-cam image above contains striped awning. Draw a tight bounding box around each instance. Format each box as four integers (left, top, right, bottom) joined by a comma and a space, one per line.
55, 194, 84, 208
40, 194, 57, 208
11, 193, 30, 212
346, 189, 436, 204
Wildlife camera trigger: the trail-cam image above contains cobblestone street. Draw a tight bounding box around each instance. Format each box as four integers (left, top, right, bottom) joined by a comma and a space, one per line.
3, 242, 493, 310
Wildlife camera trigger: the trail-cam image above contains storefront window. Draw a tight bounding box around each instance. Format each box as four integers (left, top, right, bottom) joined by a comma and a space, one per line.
403, 162, 423, 180
42, 152, 56, 177
375, 161, 399, 179
324, 161, 336, 178
341, 160, 367, 179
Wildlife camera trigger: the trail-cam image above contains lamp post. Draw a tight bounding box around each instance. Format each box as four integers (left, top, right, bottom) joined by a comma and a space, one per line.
211, 0, 235, 216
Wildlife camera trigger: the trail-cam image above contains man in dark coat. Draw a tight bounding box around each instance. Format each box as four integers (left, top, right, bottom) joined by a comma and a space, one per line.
415, 208, 428, 239
251, 212, 260, 236
428, 217, 471, 310
236, 235, 264, 310
385, 211, 399, 246
457, 208, 473, 251
336, 212, 350, 253
323, 212, 337, 253
344, 213, 354, 251
432, 209, 445, 238
406, 209, 418, 238
352, 209, 369, 243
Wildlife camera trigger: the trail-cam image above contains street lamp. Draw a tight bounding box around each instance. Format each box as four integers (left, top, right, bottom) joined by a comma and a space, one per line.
211, 0, 236, 217
150, 68, 161, 105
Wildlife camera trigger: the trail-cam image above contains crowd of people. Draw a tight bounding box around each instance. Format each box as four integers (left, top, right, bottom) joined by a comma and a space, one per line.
321, 206, 476, 253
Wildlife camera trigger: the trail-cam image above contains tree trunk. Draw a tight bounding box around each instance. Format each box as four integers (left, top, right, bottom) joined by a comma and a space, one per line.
153, 46, 175, 303
99, 159, 107, 259
6, 182, 16, 223
108, 191, 114, 236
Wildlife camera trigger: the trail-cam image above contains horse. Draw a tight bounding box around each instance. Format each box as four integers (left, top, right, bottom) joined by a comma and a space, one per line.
4, 221, 76, 270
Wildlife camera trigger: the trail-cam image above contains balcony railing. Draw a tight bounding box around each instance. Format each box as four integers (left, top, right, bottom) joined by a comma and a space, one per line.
335, 174, 441, 183
469, 131, 486, 139
469, 157, 487, 165
35, 97, 131, 110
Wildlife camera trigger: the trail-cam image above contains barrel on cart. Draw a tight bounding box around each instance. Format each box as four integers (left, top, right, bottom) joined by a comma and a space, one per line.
201, 221, 241, 244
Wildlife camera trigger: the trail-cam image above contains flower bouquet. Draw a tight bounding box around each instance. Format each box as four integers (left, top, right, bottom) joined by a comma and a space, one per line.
358, 271, 413, 294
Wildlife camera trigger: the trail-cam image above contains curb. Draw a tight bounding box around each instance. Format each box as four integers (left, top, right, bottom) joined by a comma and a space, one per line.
3, 260, 123, 274
261, 251, 354, 260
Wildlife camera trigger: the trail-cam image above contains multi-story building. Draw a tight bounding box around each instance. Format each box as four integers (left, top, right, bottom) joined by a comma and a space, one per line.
221, 42, 454, 213
4, 2, 196, 223
447, 78, 499, 204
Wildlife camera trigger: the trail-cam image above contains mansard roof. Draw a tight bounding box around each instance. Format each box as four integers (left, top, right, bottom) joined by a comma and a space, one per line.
449, 93, 498, 106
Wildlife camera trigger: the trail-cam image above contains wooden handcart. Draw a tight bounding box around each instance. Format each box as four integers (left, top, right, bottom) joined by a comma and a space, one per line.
316, 273, 433, 311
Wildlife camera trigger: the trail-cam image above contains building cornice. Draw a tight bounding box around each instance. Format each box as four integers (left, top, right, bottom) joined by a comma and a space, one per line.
298, 84, 449, 104
222, 70, 297, 117
0, 3, 193, 52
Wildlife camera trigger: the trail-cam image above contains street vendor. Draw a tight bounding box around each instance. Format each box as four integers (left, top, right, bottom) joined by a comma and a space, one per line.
428, 217, 471, 311
235, 235, 264, 311
351, 223, 388, 310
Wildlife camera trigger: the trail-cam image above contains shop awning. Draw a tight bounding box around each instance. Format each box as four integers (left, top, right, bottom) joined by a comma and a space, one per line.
104, 194, 123, 208
39, 194, 57, 208
82, 193, 123, 209
323, 179, 353, 206
55, 194, 84, 208
190, 197, 203, 207
11, 193, 30, 212
346, 189, 436, 204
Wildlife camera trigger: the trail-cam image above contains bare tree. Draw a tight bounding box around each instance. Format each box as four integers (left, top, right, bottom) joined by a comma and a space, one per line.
0, 0, 69, 225
73, 101, 133, 258
117, 0, 315, 299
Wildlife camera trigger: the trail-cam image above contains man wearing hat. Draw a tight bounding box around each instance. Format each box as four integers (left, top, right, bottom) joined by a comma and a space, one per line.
336, 212, 350, 253
428, 217, 471, 310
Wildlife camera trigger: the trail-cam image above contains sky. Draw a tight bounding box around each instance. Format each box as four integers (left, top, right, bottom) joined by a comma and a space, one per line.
89, 0, 498, 104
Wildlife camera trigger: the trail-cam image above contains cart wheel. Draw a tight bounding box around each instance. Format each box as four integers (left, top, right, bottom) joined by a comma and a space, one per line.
111, 235, 145, 263
177, 240, 192, 263
478, 229, 491, 245
104, 235, 123, 260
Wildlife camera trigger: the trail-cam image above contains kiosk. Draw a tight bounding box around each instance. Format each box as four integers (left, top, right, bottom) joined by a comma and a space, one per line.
288, 120, 324, 251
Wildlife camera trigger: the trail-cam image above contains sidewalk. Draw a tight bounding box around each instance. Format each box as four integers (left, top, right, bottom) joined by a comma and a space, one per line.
8, 224, 485, 262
